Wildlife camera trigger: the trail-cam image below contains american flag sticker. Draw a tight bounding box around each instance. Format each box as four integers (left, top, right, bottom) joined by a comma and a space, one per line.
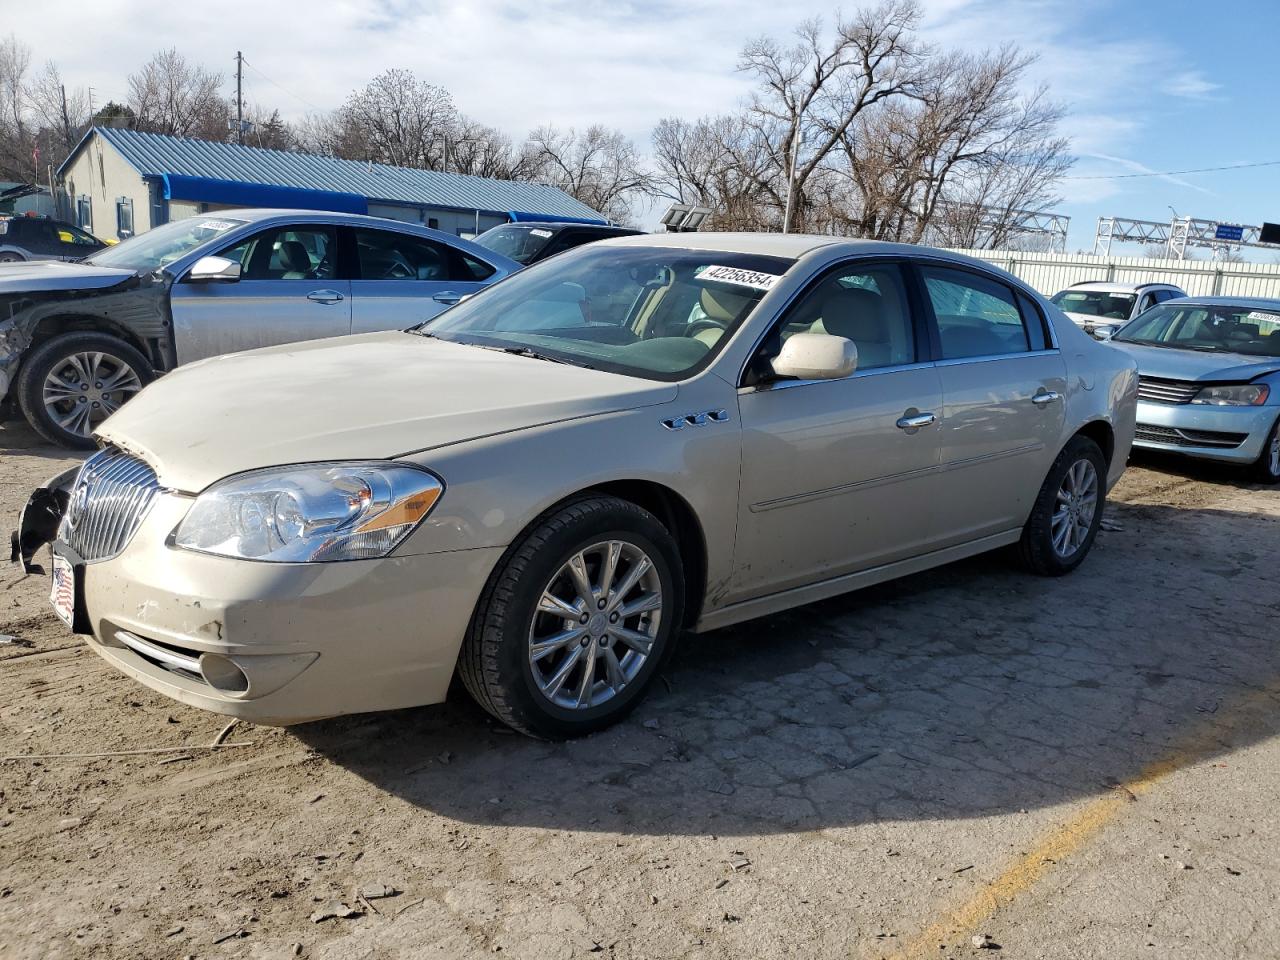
50, 554, 75, 627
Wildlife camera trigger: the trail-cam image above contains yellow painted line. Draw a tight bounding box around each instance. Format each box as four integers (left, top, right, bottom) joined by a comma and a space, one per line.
885, 684, 1279, 959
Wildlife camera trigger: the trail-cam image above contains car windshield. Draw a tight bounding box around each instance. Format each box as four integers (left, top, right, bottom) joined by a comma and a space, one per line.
1114, 303, 1280, 356
472, 224, 556, 264
85, 216, 246, 272
419, 244, 795, 380
1050, 289, 1137, 320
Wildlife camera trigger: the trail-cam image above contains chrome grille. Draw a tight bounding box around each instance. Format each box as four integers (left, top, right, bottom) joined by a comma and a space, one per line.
1137, 377, 1201, 404
60, 447, 160, 562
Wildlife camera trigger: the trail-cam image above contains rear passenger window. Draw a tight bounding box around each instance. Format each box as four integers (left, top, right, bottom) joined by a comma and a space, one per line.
354, 228, 495, 282
760, 262, 916, 373
921, 266, 1033, 360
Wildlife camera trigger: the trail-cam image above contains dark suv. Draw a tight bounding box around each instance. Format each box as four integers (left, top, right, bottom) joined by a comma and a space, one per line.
0, 217, 105, 262
473, 221, 641, 266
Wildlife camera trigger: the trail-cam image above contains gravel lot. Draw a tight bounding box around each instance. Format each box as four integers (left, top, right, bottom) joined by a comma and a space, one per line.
2, 418, 1278, 960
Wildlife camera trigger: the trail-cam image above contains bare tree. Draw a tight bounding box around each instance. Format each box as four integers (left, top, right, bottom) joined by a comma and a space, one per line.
335, 69, 457, 168
128, 49, 227, 138
651, 116, 776, 230
26, 61, 91, 157
738, 1, 925, 232
0, 33, 33, 179
524, 125, 652, 223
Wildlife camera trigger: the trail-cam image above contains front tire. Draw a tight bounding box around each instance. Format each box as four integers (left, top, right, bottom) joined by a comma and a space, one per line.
0, 251, 24, 263
1252, 416, 1280, 484
1018, 435, 1107, 576
458, 495, 684, 739
16, 332, 154, 449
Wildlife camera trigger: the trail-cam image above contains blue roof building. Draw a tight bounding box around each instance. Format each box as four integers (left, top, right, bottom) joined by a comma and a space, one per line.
57, 126, 606, 242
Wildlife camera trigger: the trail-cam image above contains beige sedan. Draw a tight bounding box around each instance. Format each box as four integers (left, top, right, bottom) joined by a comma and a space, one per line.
15, 234, 1138, 737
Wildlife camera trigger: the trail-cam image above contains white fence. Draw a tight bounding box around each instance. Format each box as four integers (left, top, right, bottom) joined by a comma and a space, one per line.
946, 248, 1280, 300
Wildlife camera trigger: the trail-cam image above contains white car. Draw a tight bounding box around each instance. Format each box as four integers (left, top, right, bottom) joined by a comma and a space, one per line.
1050, 281, 1186, 331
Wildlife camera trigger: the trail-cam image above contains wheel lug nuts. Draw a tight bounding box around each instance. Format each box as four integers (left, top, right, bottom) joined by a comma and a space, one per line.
579, 613, 589, 624
597, 599, 606, 609
580, 637, 589, 647
91, 401, 99, 408
609, 613, 618, 623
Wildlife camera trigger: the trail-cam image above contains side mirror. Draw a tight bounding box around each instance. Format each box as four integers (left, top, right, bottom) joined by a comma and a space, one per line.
1090, 325, 1116, 341
771, 333, 858, 381
188, 255, 241, 283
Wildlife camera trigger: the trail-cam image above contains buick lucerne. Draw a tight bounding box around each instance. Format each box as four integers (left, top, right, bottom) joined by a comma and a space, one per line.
14, 234, 1138, 737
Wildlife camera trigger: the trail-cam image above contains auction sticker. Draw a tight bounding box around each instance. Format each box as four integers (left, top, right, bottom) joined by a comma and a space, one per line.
1246, 310, 1280, 324
697, 265, 782, 291
530, 228, 554, 238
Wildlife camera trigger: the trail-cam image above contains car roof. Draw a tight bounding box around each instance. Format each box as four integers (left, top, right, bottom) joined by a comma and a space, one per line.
599, 231, 960, 259
1165, 296, 1280, 309
1066, 280, 1181, 293
504, 221, 639, 233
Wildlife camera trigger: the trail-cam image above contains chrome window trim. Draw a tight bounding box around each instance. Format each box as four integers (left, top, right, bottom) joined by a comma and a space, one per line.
933, 348, 1062, 369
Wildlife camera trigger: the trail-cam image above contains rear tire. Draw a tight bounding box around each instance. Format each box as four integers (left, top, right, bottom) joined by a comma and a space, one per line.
1252, 416, 1280, 484
458, 495, 684, 739
16, 332, 154, 449
1018, 435, 1107, 576
0, 251, 24, 263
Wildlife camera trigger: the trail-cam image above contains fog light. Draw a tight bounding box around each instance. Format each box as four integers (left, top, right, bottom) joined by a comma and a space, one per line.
200, 653, 249, 694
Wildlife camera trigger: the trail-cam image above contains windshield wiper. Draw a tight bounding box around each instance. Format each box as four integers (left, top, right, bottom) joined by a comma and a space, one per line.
496, 346, 596, 369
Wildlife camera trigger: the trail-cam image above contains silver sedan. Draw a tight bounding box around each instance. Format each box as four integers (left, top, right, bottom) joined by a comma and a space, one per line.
16, 234, 1137, 738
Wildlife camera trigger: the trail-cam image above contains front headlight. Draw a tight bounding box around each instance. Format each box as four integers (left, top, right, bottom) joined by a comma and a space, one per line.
173, 462, 443, 562
1190, 383, 1270, 406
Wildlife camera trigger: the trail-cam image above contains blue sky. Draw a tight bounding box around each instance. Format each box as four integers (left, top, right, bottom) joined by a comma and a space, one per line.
11, 0, 1280, 253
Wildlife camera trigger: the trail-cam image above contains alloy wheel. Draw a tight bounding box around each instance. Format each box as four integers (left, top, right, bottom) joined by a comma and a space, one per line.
1050, 458, 1099, 558
42, 351, 143, 439
528, 539, 664, 710
1269, 431, 1280, 478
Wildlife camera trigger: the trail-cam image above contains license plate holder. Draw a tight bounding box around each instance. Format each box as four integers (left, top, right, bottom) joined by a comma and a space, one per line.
49, 552, 76, 627
47, 543, 90, 634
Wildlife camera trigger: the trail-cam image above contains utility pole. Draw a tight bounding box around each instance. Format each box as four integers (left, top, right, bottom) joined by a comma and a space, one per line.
235, 51, 244, 145
59, 84, 72, 152
782, 125, 801, 235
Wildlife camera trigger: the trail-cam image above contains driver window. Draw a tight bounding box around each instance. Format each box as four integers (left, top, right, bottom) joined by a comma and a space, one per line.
226, 227, 337, 281
757, 262, 916, 374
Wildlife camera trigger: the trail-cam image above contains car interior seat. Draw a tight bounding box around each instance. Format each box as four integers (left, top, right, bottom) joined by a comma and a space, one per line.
810, 286, 897, 368
694, 286, 753, 347
277, 240, 314, 280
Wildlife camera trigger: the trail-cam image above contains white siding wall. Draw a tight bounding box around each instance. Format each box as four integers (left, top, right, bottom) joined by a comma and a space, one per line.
948, 248, 1280, 300
60, 135, 152, 241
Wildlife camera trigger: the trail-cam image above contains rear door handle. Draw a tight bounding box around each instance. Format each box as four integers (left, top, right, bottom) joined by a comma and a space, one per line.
896, 412, 937, 430
1031, 391, 1061, 406
432, 291, 462, 305
307, 290, 344, 304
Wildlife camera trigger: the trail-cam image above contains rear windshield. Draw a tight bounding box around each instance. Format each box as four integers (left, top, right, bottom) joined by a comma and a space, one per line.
1050, 289, 1136, 320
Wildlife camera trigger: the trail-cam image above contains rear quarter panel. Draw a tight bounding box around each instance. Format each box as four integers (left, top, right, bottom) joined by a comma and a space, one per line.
1053, 311, 1138, 488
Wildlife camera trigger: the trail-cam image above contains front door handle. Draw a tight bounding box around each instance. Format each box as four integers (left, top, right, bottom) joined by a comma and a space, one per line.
432, 291, 462, 306
307, 290, 344, 304
896, 411, 937, 430
1031, 391, 1061, 406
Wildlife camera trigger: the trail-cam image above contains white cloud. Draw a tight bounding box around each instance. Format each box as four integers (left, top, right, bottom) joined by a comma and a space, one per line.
1164, 70, 1220, 100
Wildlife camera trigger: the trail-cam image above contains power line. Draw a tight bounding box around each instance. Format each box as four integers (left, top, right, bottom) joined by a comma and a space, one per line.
239, 58, 328, 113
1066, 159, 1280, 181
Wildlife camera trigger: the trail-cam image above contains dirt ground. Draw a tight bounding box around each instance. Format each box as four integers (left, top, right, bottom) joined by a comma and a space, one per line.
1, 417, 1278, 960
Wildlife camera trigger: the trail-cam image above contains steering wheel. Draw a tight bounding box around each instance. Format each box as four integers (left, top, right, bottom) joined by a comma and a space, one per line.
685, 318, 728, 339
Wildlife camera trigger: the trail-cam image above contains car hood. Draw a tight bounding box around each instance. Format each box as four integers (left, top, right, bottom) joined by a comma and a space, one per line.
97, 332, 678, 491
1110, 340, 1280, 382
0, 258, 136, 293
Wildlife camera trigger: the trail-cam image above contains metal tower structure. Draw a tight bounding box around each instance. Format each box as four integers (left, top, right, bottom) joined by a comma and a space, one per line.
934, 203, 1070, 253
1093, 215, 1280, 260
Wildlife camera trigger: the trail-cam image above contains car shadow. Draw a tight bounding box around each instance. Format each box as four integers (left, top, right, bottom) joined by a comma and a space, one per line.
291, 498, 1280, 837
0, 420, 84, 464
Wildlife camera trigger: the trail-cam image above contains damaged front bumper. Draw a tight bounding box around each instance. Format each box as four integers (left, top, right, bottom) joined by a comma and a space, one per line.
12, 472, 503, 725
10, 464, 79, 574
